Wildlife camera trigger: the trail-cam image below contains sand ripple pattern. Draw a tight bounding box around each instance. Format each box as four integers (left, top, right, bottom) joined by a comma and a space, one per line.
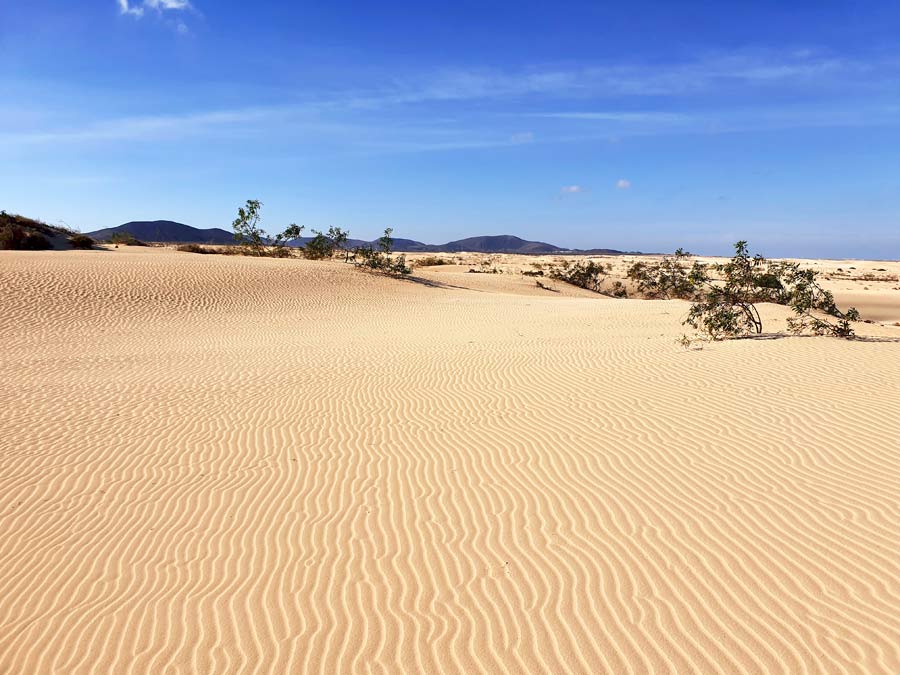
2, 248, 899, 674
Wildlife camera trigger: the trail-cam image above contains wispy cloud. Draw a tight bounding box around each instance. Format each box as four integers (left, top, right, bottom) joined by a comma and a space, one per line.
119, 0, 192, 14
530, 111, 687, 123
7, 47, 900, 154
561, 185, 585, 194
145, 0, 191, 9
616, 179, 631, 190
118, 0, 194, 32
117, 0, 144, 17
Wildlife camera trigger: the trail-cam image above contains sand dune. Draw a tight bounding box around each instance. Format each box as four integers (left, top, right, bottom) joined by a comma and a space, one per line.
2, 247, 899, 674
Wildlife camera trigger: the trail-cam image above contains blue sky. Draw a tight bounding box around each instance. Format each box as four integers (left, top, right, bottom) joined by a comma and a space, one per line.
2, 1, 899, 257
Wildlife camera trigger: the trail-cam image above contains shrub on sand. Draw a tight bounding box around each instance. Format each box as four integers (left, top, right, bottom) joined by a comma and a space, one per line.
69, 234, 95, 249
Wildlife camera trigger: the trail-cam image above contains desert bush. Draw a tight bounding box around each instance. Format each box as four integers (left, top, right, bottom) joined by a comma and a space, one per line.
110, 232, 147, 246
417, 256, 449, 267
627, 249, 705, 300
176, 243, 225, 254
303, 232, 335, 260
547, 259, 611, 293
69, 234, 94, 249
0, 224, 51, 250
781, 267, 860, 337
522, 269, 544, 277
327, 226, 351, 261
629, 241, 859, 339
681, 241, 858, 339
232, 199, 302, 257
610, 280, 628, 298
301, 226, 351, 261
353, 227, 411, 276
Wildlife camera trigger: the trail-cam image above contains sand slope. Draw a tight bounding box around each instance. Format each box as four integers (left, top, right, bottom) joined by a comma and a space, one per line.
2, 248, 899, 674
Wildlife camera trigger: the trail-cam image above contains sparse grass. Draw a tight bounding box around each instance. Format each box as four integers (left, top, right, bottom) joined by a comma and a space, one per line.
110, 232, 148, 246
176, 243, 225, 254
416, 256, 449, 267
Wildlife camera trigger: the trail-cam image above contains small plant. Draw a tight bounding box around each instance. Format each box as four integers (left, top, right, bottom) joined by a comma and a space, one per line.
176, 244, 225, 254
627, 249, 705, 300
110, 232, 147, 246
231, 199, 303, 257
535, 280, 557, 292
303, 231, 335, 260
468, 256, 502, 274
232, 199, 266, 254
547, 259, 611, 293
353, 228, 411, 276
783, 267, 860, 337
328, 226, 351, 261
417, 256, 449, 267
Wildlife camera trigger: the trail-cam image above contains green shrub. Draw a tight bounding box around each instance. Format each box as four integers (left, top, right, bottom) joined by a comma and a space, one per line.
232, 199, 303, 257
684, 242, 858, 339
176, 243, 225, 254
627, 249, 704, 300
69, 234, 94, 249
417, 256, 449, 267
110, 232, 147, 246
547, 259, 612, 294
353, 228, 411, 276
303, 232, 335, 260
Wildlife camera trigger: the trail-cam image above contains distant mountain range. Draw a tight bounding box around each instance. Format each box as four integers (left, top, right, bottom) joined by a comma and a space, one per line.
88, 221, 235, 245
88, 220, 636, 255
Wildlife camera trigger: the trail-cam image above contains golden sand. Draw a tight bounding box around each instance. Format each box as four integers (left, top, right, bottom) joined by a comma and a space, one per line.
2, 247, 899, 673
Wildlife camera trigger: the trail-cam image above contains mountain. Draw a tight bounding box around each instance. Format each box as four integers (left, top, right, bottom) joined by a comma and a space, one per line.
87, 221, 234, 244
87, 221, 634, 254
437, 235, 560, 254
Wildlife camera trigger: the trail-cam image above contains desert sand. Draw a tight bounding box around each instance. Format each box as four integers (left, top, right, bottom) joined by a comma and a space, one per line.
2, 246, 899, 674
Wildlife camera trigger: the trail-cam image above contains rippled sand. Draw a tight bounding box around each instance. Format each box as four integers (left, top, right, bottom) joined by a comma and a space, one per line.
2, 247, 899, 673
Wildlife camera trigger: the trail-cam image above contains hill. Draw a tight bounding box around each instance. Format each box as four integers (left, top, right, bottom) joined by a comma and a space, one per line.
438, 235, 559, 254
87, 221, 234, 244
88, 220, 633, 254
1, 211, 94, 250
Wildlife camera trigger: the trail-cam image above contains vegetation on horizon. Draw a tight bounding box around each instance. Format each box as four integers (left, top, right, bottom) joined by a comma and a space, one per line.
352, 228, 411, 276
110, 232, 147, 246
547, 259, 628, 297
232, 199, 303, 257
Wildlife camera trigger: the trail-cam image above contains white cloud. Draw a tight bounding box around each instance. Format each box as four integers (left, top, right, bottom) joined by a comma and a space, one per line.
118, 0, 192, 18
117, 1, 144, 17
561, 185, 584, 193
616, 179, 631, 190
145, 0, 191, 8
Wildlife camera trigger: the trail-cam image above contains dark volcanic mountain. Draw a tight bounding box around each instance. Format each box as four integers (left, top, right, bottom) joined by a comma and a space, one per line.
438, 235, 559, 254
88, 221, 633, 254
87, 221, 234, 244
